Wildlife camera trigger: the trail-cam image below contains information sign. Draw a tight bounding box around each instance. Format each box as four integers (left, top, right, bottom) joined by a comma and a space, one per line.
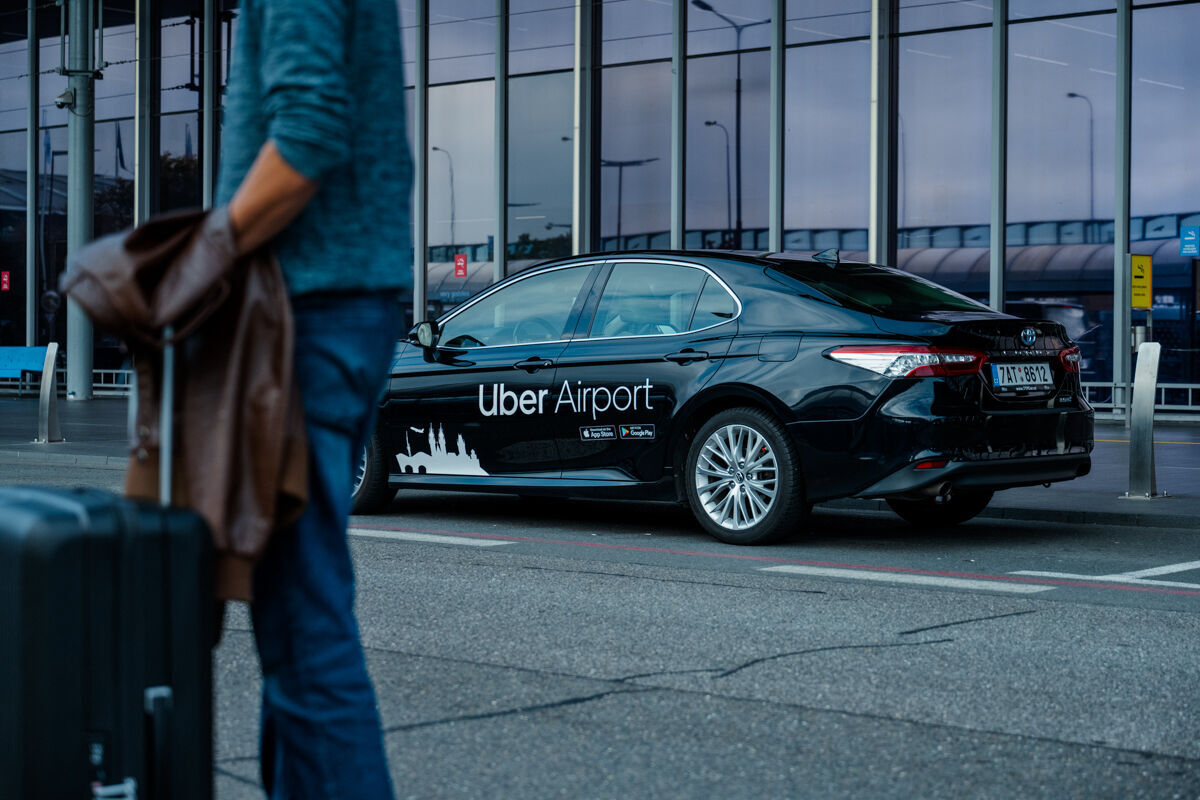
1181, 226, 1199, 257
454, 253, 467, 278
1131, 254, 1152, 310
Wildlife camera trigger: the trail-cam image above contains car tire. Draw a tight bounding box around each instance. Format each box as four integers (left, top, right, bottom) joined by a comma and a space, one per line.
886, 489, 994, 528
684, 407, 807, 545
351, 431, 393, 515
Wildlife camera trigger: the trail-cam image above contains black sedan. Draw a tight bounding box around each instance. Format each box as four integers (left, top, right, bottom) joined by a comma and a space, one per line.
352, 250, 1093, 544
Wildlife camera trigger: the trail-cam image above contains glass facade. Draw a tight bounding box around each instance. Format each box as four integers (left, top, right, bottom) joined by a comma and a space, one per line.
598, 61, 671, 250
1, 1, 1197, 398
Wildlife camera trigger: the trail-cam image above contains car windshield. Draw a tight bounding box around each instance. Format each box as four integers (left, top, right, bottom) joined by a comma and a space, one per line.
767, 261, 991, 317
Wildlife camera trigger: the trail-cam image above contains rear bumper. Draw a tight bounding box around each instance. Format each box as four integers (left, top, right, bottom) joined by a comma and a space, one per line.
855, 452, 1092, 499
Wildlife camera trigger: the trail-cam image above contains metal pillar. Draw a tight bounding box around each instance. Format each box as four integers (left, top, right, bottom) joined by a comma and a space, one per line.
572, 0, 594, 254
26, 0, 38, 345
495, 0, 508, 280
413, 0, 428, 323
66, 0, 95, 400
869, 0, 898, 267
201, 0, 216, 210
768, 0, 784, 253
670, 0, 686, 250
1113, 0, 1132, 421
989, 0, 1007, 311
134, 0, 157, 226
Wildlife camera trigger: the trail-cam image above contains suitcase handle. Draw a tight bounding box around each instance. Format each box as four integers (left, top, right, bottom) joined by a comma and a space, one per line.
143, 686, 174, 800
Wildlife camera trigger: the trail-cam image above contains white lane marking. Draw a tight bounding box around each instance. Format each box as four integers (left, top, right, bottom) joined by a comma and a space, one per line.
1011, 570, 1200, 590
349, 528, 515, 547
761, 565, 1055, 594
1113, 560, 1200, 579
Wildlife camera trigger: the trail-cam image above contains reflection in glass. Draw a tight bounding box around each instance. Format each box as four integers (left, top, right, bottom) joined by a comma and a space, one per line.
429, 2, 496, 85
784, 39, 869, 248
510, 0, 574, 75
590, 262, 707, 338
0, 131, 28, 345
688, 0, 771, 56
601, 0, 673, 65
161, 16, 204, 115
1010, 1, 1115, 19
686, 52, 769, 249
34, 126, 68, 348
508, 73, 573, 269
94, 120, 135, 236
158, 113, 201, 213
898, 28, 990, 249
1132, 3, 1200, 384
428, 80, 495, 268
1008, 15, 1114, 228
900, 0, 992, 33
1008, 14, 1115, 382
786, 0, 870, 45
1132, 5, 1200, 220
95, 22, 136, 123
599, 62, 671, 250
441, 266, 590, 348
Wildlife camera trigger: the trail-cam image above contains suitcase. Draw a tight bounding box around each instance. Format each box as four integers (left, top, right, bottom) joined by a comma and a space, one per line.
1, 330, 214, 799
0, 486, 215, 800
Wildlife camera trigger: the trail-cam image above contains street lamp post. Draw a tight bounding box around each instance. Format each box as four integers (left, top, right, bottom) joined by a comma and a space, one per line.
432, 146, 456, 250
1066, 92, 1095, 226
704, 120, 731, 242
600, 157, 660, 245
692, 1, 769, 248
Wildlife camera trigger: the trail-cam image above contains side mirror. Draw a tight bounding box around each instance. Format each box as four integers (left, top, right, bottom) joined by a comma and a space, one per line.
414, 320, 439, 349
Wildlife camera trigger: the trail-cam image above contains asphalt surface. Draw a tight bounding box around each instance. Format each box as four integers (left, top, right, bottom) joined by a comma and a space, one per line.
2, 396, 1198, 799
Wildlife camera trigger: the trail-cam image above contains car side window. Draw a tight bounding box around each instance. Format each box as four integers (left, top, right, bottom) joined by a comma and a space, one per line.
589, 262, 707, 338
440, 266, 591, 348
690, 277, 737, 329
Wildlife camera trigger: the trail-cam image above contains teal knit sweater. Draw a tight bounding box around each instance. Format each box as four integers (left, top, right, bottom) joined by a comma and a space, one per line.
215, 0, 413, 297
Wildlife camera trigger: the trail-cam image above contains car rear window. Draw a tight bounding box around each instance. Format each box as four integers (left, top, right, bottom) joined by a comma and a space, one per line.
767, 261, 990, 317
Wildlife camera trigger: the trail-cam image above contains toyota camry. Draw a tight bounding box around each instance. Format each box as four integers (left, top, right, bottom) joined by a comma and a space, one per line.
352, 250, 1094, 544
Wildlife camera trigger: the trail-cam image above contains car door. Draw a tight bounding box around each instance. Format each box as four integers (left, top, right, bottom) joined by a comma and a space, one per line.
550, 258, 739, 482
381, 263, 598, 481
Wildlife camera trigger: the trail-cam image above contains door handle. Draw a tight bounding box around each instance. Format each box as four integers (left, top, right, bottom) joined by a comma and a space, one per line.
514, 357, 554, 372
664, 349, 709, 364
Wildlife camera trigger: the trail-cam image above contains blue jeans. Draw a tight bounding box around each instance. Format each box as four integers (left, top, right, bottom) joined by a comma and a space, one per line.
251, 292, 402, 800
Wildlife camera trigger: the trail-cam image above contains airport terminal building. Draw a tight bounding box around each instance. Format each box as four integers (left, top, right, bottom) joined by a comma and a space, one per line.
0, 1, 1197, 413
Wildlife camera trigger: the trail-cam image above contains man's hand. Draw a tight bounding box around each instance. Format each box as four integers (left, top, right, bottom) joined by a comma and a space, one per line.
228, 140, 319, 255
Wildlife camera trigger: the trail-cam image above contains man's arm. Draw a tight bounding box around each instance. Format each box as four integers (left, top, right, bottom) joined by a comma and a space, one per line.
227, 140, 319, 255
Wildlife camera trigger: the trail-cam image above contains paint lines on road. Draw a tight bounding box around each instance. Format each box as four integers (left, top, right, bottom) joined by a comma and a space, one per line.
349, 528, 516, 547
760, 565, 1055, 594
1012, 560, 1200, 591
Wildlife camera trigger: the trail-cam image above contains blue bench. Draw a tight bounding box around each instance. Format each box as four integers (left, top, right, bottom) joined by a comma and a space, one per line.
0, 346, 50, 394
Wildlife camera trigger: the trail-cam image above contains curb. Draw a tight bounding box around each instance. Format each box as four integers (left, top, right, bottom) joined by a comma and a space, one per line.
825, 497, 1199, 532
0, 449, 128, 471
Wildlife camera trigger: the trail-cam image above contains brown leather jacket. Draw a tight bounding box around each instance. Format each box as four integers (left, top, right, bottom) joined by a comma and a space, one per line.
61, 206, 307, 601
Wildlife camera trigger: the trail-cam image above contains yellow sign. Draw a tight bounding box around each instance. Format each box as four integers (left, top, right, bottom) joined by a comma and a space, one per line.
1131, 254, 1152, 309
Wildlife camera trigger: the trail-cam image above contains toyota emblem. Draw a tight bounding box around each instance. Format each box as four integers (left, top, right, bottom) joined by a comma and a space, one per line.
1019, 327, 1038, 347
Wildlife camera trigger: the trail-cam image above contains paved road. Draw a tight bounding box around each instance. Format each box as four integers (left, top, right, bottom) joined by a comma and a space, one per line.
6, 460, 1196, 799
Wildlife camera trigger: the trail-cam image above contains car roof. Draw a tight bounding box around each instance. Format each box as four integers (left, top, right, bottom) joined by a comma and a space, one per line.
530, 249, 885, 272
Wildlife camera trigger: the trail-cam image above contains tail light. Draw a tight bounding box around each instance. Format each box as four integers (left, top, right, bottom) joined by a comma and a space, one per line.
1059, 346, 1081, 374
828, 345, 987, 378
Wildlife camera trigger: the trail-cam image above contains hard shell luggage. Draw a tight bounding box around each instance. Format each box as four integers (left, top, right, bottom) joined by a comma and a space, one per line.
0, 484, 215, 798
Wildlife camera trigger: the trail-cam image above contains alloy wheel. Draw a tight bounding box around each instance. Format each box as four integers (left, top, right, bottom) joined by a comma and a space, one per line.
693, 423, 779, 530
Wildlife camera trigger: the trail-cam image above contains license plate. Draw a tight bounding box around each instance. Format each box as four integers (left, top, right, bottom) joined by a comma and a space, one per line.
991, 362, 1053, 389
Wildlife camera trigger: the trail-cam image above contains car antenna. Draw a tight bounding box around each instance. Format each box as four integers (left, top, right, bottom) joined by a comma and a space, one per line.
813, 248, 840, 267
